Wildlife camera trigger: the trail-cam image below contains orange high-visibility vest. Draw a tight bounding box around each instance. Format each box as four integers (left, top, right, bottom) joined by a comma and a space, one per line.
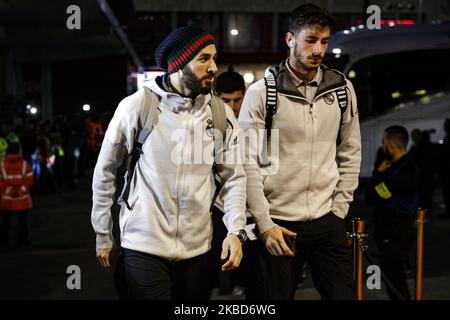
0, 154, 34, 211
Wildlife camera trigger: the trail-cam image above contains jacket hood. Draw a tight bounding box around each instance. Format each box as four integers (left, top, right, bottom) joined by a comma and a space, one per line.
145, 75, 212, 113
268, 59, 347, 98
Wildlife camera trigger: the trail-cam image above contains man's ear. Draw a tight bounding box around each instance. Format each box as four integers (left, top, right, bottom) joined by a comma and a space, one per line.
285, 32, 295, 48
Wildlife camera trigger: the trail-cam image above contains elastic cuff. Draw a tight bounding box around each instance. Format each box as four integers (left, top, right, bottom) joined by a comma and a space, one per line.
255, 214, 277, 234
96, 234, 114, 249
223, 211, 247, 234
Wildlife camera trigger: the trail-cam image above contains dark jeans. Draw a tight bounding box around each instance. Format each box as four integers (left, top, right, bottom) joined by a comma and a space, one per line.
0, 210, 29, 243
246, 212, 355, 300
123, 248, 211, 300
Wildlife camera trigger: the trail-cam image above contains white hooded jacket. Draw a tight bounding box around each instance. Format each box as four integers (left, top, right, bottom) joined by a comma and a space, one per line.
91, 76, 247, 260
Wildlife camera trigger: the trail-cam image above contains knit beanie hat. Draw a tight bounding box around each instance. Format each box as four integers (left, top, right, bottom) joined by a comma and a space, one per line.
155, 26, 216, 74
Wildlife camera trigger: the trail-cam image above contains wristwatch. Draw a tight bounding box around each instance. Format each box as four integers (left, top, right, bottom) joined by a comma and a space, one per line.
230, 229, 248, 243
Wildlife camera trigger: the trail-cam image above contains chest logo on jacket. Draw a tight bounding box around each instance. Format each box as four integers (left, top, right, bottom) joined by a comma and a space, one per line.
206, 119, 214, 137
324, 93, 335, 105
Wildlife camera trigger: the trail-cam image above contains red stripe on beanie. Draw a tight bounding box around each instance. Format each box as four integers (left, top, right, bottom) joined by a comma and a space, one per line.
168, 34, 213, 71
168, 34, 214, 72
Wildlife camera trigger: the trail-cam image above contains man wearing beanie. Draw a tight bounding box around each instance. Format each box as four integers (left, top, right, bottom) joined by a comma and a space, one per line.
91, 26, 247, 300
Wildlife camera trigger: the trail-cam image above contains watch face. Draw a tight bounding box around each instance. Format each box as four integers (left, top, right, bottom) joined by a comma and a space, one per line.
239, 230, 247, 242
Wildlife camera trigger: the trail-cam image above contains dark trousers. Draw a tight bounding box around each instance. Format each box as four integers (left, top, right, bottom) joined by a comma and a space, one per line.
113, 251, 130, 300
0, 210, 29, 243
211, 206, 234, 293
375, 214, 414, 300
210, 206, 258, 295
123, 248, 211, 300
246, 212, 355, 300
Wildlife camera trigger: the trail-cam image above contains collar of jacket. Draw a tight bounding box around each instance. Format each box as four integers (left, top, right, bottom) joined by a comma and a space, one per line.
146, 75, 211, 114
271, 59, 348, 100
388, 153, 412, 172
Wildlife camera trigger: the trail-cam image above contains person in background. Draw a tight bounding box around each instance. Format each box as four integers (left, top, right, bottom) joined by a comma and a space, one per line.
0, 142, 34, 246
31, 134, 55, 195
214, 71, 246, 118
366, 125, 419, 300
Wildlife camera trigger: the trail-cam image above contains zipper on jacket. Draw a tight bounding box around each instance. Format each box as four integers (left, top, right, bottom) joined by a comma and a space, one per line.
306, 103, 315, 219
174, 121, 184, 200
121, 208, 133, 239
174, 113, 187, 259
121, 173, 139, 239
174, 112, 194, 259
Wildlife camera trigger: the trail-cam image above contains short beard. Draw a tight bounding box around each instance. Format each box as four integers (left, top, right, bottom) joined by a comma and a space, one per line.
181, 66, 212, 96
294, 43, 320, 72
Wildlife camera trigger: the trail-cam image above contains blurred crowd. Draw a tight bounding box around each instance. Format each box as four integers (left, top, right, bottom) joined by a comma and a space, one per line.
0, 111, 112, 246
0, 111, 113, 196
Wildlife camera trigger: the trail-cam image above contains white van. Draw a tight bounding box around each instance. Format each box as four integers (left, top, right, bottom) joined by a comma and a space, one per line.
324, 23, 450, 177
358, 92, 450, 177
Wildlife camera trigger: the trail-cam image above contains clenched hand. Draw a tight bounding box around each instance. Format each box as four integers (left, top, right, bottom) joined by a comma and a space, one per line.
260, 226, 297, 257
221, 234, 243, 271
96, 247, 120, 268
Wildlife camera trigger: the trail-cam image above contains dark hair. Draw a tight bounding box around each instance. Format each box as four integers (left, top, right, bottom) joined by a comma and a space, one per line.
7, 142, 20, 154
214, 71, 245, 94
385, 125, 409, 148
289, 3, 336, 34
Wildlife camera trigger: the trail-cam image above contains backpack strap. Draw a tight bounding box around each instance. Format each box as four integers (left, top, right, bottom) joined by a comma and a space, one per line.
210, 95, 227, 147
336, 86, 349, 146
261, 66, 279, 167
209, 95, 228, 210
137, 87, 160, 146
264, 67, 278, 138
121, 88, 160, 210
335, 87, 348, 115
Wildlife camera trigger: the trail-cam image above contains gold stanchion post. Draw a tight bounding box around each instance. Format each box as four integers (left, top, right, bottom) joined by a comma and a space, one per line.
348, 218, 368, 300
356, 220, 366, 300
416, 208, 426, 300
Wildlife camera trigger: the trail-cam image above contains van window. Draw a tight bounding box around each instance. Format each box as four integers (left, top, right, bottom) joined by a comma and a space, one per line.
346, 49, 450, 119
323, 53, 349, 72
